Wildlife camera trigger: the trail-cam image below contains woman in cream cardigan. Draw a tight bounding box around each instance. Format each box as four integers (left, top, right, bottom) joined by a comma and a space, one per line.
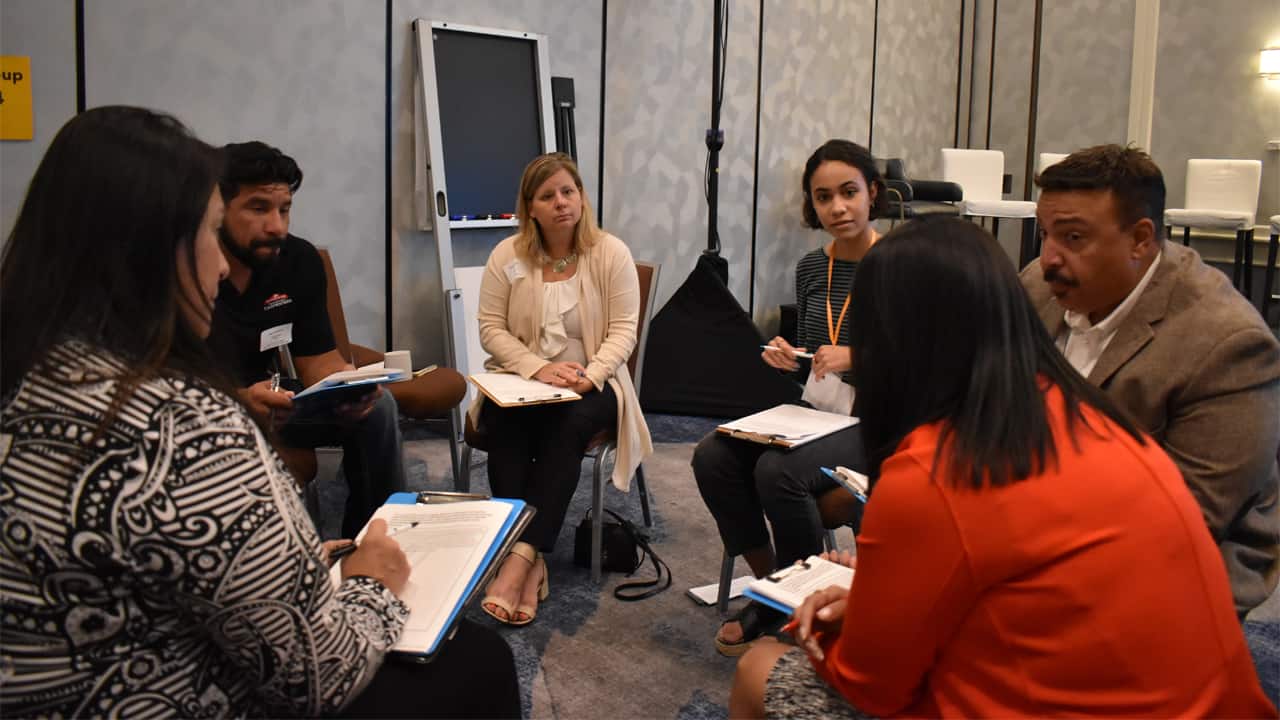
474, 153, 652, 626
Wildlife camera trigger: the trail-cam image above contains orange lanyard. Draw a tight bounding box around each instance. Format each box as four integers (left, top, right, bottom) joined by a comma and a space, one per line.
826, 252, 851, 346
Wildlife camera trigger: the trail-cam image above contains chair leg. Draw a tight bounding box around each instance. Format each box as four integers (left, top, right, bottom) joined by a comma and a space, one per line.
717, 551, 735, 617
1233, 229, 1245, 291
992, 217, 1001, 242
1264, 232, 1279, 321
1018, 217, 1036, 268
635, 465, 652, 527
1165, 225, 1172, 242
458, 445, 473, 493
1182, 226, 1191, 246
591, 453, 605, 584
1243, 229, 1255, 301
446, 423, 462, 492
824, 529, 838, 552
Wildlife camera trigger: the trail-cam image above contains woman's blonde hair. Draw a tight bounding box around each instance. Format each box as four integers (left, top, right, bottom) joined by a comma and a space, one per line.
514, 152, 601, 264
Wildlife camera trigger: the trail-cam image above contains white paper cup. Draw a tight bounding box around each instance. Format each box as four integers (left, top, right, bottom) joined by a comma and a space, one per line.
384, 350, 412, 373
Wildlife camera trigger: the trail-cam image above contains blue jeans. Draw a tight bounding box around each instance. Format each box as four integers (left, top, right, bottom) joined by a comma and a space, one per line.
281, 390, 405, 538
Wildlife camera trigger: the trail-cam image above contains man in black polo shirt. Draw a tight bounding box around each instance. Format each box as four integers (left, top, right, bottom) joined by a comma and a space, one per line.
207, 141, 403, 538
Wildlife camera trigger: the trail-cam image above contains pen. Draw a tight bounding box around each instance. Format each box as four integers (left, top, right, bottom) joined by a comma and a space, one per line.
760, 345, 815, 359
328, 521, 421, 562
269, 372, 281, 393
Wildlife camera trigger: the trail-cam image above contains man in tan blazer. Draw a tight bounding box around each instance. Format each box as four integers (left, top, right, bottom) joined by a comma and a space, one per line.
1020, 144, 1280, 618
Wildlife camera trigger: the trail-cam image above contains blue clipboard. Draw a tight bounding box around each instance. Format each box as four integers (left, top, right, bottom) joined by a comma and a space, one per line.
382, 492, 533, 662
741, 588, 795, 616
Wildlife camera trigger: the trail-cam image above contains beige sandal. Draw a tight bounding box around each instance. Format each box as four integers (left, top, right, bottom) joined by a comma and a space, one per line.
513, 551, 550, 624
481, 542, 546, 626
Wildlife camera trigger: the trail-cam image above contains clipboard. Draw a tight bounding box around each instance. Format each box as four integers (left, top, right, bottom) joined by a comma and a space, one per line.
373, 492, 535, 664
716, 404, 859, 450
469, 372, 582, 408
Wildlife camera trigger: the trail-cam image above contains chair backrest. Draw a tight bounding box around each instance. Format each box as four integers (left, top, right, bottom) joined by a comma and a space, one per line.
1037, 152, 1068, 176
941, 148, 1005, 202
316, 248, 354, 362
1184, 159, 1262, 221
630, 261, 661, 396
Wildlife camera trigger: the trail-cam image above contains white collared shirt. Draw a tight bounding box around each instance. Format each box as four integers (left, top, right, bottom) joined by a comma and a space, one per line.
1056, 251, 1161, 377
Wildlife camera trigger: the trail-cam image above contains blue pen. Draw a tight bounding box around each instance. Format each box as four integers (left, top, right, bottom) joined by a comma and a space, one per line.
821, 466, 868, 503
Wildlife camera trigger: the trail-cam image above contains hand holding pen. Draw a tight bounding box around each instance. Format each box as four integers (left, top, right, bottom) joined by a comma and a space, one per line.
760, 336, 809, 371
328, 520, 421, 562
534, 361, 593, 392
782, 583, 850, 662
330, 519, 412, 596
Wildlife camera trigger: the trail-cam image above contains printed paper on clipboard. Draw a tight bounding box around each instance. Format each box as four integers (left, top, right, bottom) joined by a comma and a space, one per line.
717, 404, 859, 449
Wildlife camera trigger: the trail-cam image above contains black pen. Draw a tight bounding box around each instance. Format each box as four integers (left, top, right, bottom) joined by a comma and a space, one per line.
328, 521, 420, 562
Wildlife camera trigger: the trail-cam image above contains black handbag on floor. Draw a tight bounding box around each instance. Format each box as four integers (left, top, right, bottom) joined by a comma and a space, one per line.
573, 509, 672, 601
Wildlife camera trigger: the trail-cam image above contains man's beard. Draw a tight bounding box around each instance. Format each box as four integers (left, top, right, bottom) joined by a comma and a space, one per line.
220, 228, 283, 271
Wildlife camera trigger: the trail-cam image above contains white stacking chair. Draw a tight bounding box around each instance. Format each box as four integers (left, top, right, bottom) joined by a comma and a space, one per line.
941, 149, 1038, 265
1163, 159, 1262, 297
1036, 152, 1068, 177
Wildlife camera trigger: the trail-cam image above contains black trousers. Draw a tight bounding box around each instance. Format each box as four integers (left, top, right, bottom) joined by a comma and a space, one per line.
341, 619, 521, 718
479, 383, 617, 551
692, 425, 867, 568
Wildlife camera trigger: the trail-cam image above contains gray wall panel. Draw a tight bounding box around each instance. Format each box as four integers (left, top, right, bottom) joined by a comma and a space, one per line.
985, 0, 1034, 260
84, 0, 387, 349
0, 0, 77, 242
1036, 0, 1134, 156
389, 1, 603, 366
1152, 0, 1280, 224
753, 0, 876, 331
872, 0, 963, 181
600, 0, 760, 315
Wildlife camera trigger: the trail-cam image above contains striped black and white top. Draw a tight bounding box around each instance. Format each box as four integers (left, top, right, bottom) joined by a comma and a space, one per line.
0, 340, 407, 718
795, 247, 857, 384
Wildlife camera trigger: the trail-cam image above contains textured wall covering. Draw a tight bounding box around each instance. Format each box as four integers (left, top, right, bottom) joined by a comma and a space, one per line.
84, 0, 387, 348
1152, 0, 1280, 224
872, 0, 963, 181
984, 0, 1035, 259
1036, 0, 1134, 156
752, 0, 876, 330
0, 0, 76, 242
390, 1, 604, 365
601, 0, 761, 314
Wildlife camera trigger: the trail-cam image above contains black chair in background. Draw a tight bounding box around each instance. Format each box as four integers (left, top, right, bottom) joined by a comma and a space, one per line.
875, 157, 963, 225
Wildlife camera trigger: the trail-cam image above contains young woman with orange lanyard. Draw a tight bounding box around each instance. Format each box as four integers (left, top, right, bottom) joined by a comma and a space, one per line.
692, 139, 885, 656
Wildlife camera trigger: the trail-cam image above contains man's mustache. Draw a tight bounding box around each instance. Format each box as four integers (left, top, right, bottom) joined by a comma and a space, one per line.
249, 238, 284, 251
1043, 267, 1078, 287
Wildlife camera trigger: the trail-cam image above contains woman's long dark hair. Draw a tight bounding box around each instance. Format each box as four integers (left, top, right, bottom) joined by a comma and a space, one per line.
1, 106, 223, 404
850, 216, 1145, 488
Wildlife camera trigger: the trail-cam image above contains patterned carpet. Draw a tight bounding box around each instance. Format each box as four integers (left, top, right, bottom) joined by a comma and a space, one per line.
308, 413, 1280, 717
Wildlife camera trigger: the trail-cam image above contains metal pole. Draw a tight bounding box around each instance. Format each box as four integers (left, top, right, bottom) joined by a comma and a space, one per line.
706, 0, 725, 255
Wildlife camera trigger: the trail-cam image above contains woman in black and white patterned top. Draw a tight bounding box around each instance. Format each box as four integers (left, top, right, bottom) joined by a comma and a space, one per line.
693, 140, 885, 657
0, 107, 518, 718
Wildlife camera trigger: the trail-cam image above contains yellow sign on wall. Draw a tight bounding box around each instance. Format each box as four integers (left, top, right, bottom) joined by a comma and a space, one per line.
1, 56, 34, 141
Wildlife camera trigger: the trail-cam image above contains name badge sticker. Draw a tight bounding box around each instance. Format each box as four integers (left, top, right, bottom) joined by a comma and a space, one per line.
260, 323, 293, 352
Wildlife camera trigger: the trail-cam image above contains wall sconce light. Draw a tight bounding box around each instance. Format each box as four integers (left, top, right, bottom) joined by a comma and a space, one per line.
1262, 47, 1280, 78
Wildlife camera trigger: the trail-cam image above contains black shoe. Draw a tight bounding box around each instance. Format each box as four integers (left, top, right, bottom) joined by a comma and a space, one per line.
714, 601, 786, 657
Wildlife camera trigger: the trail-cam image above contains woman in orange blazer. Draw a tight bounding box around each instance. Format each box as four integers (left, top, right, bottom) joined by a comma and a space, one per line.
730, 217, 1275, 718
